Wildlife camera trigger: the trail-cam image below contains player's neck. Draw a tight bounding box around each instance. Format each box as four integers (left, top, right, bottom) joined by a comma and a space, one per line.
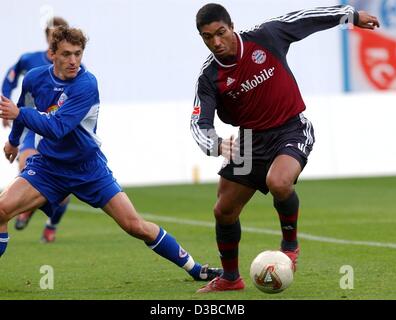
53, 66, 67, 80
215, 33, 238, 65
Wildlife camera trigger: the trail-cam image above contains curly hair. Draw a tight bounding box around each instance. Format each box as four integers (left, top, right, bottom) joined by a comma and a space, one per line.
50, 26, 88, 53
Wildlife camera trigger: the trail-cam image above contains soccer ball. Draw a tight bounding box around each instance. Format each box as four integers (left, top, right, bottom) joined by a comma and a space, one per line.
250, 250, 294, 294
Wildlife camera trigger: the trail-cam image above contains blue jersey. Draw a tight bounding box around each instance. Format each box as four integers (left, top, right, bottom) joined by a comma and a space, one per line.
1, 51, 52, 98
9, 65, 102, 163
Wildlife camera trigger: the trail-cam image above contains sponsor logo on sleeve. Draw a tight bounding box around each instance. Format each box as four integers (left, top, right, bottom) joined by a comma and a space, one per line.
191, 106, 201, 120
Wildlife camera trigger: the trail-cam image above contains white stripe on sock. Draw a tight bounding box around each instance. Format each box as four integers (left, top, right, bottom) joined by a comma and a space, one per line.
182, 256, 195, 271
147, 229, 168, 250
0, 237, 9, 243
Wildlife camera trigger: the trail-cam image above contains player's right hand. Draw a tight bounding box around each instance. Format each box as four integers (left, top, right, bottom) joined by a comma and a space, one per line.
3, 141, 18, 163
220, 135, 239, 160
0, 95, 20, 120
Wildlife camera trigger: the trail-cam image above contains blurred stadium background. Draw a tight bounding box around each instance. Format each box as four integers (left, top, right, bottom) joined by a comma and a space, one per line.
1, 0, 395, 186
0, 0, 395, 300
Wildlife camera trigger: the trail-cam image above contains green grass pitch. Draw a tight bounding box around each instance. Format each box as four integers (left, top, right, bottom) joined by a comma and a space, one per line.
1, 176, 395, 300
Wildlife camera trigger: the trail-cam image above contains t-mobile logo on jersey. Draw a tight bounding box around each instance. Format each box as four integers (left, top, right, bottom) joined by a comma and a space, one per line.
241, 67, 275, 93
226, 67, 276, 99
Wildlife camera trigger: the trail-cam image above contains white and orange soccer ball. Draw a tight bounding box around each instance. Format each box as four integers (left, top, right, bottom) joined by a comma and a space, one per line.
250, 250, 294, 294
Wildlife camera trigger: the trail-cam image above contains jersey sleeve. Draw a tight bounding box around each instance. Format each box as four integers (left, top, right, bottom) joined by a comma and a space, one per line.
7, 74, 32, 147
15, 80, 98, 141
190, 73, 222, 157
262, 5, 359, 52
1, 54, 28, 98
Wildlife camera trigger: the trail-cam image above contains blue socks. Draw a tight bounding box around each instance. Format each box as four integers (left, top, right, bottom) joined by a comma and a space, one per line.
146, 227, 202, 279
47, 200, 68, 228
0, 233, 9, 257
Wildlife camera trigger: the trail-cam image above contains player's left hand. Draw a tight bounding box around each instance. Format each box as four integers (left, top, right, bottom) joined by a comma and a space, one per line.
357, 11, 380, 30
3, 141, 18, 164
0, 95, 20, 120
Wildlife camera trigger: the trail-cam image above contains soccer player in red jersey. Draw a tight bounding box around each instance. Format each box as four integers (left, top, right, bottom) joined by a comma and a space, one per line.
191, 3, 379, 293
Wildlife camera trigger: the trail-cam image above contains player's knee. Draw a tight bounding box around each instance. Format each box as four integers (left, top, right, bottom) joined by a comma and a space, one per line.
213, 203, 226, 220
213, 203, 240, 221
266, 175, 293, 199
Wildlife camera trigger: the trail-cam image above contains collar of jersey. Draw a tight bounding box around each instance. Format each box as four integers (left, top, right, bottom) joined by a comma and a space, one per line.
212, 32, 244, 68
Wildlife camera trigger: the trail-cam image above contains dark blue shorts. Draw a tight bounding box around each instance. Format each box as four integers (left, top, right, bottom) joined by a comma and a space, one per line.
218, 113, 315, 194
20, 154, 122, 209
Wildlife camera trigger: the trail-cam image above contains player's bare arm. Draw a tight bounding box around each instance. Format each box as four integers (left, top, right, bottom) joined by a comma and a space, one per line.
357, 11, 380, 29
0, 95, 20, 121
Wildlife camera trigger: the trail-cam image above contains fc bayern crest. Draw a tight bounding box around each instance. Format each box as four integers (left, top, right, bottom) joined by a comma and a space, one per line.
252, 50, 267, 64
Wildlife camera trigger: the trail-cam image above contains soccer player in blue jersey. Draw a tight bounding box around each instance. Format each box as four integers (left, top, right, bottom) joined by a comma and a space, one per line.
0, 26, 221, 283
1, 17, 69, 242
192, 3, 379, 292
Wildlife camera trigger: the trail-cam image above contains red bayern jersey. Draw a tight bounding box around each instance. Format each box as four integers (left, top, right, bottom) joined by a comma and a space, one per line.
191, 5, 359, 156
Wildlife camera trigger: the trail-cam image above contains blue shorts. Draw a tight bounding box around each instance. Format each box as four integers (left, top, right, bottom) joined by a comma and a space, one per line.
19, 129, 38, 153
20, 154, 122, 209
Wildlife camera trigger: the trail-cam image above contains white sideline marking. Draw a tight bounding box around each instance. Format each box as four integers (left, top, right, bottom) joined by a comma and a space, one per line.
69, 204, 396, 249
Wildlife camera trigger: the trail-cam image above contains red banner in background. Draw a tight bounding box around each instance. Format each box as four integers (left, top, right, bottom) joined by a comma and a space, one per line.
343, 0, 396, 91
354, 29, 396, 90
